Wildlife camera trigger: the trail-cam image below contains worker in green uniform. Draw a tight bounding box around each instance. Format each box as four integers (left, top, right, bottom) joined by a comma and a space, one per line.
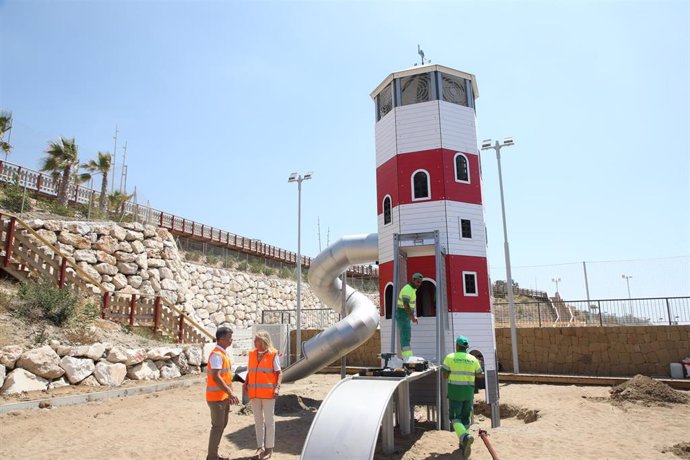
442, 336, 483, 459
396, 273, 423, 359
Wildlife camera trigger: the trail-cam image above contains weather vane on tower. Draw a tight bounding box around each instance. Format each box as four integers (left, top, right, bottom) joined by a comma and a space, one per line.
416, 44, 430, 66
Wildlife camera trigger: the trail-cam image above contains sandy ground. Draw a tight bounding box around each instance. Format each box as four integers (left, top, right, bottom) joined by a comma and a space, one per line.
1, 374, 688, 460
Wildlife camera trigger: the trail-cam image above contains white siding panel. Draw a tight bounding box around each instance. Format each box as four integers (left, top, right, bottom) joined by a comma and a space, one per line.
439, 102, 478, 154
399, 201, 448, 242
396, 102, 442, 154
450, 313, 497, 371
377, 208, 400, 264
375, 112, 397, 167
445, 201, 487, 258
380, 317, 450, 363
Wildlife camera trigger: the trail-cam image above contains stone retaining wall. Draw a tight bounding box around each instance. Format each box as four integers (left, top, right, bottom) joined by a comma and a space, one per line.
291, 329, 381, 367
495, 325, 690, 376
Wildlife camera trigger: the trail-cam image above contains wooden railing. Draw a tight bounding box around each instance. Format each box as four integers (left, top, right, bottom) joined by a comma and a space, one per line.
0, 159, 379, 279
0, 213, 213, 343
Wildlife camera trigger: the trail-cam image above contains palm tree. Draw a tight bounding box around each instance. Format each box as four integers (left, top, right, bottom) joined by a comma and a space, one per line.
108, 190, 133, 220
0, 110, 12, 158
82, 152, 111, 212
41, 137, 78, 206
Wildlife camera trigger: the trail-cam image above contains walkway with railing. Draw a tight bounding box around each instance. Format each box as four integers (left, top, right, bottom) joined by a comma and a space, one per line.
494, 296, 690, 328
0, 159, 378, 279
0, 213, 213, 343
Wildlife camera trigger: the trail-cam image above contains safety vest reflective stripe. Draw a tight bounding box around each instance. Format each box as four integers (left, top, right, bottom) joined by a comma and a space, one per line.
206, 347, 232, 402
449, 370, 476, 376
248, 367, 274, 373
448, 380, 475, 386
247, 350, 278, 399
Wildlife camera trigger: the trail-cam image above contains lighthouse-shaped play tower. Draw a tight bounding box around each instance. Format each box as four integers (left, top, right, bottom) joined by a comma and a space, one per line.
371, 63, 499, 401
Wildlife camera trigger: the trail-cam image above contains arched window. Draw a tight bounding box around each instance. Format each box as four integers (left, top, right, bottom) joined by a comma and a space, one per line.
383, 195, 392, 225
384, 283, 394, 319
454, 153, 470, 183
416, 279, 437, 317
411, 170, 430, 201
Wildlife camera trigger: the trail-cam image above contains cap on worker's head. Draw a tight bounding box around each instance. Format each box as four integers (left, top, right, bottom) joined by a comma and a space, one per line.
411, 273, 424, 280
456, 336, 469, 347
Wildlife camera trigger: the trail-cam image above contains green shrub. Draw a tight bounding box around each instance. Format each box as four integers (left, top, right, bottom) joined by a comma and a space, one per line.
249, 262, 263, 274
237, 261, 249, 271
262, 266, 274, 276
0, 183, 30, 213
222, 258, 234, 269
17, 280, 78, 326
47, 200, 76, 217
206, 254, 219, 266
278, 267, 292, 279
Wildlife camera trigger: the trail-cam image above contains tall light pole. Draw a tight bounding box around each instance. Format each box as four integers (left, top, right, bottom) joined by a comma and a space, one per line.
622, 274, 632, 317
551, 277, 562, 296
481, 137, 519, 374
288, 171, 313, 361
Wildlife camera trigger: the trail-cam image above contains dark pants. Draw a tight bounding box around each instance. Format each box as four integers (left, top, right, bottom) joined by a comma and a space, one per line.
207, 400, 230, 460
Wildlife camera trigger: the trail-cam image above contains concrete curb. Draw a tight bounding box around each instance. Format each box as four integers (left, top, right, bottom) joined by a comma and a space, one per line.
0, 376, 205, 414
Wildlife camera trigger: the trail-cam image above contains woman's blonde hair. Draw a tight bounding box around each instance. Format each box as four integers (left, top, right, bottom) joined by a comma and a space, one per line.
254, 330, 276, 353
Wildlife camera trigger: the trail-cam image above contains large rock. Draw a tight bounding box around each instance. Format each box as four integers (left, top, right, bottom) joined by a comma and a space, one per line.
94, 361, 127, 386
95, 263, 118, 276
148, 258, 166, 268
127, 360, 160, 380
60, 356, 95, 384
161, 278, 178, 290
125, 230, 144, 241
48, 376, 70, 390
0, 345, 23, 369
128, 275, 143, 289
114, 251, 137, 263
112, 273, 128, 290
146, 347, 181, 361
58, 231, 91, 249
35, 229, 58, 244
135, 254, 148, 270
74, 249, 98, 263
124, 348, 147, 365
79, 375, 101, 387
85, 343, 106, 360
94, 236, 119, 254
106, 346, 128, 363
64, 222, 91, 235
0, 364, 5, 388
16, 346, 65, 379
95, 250, 117, 265
111, 226, 127, 241
172, 352, 189, 375
144, 240, 164, 251
1, 368, 49, 394
77, 262, 102, 282
117, 262, 139, 275
185, 346, 202, 366
131, 240, 146, 254
160, 363, 181, 379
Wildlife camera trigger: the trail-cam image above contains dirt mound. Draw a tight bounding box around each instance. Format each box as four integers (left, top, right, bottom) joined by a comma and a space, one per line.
609, 375, 689, 406
662, 442, 690, 459
474, 401, 540, 424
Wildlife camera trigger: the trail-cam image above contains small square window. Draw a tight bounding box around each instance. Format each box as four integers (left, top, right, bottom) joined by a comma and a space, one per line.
463, 272, 478, 296
461, 219, 472, 239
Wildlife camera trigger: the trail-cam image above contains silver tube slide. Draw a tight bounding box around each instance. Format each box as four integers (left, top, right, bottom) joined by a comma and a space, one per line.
282, 233, 379, 383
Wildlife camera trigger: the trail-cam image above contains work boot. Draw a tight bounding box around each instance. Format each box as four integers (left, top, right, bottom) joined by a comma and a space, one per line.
460, 433, 474, 459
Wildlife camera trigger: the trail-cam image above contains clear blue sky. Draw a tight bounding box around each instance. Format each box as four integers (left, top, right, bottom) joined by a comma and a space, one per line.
1, 0, 688, 300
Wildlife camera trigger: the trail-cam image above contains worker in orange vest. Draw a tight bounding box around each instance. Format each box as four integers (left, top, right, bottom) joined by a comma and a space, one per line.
244, 330, 282, 460
206, 327, 239, 460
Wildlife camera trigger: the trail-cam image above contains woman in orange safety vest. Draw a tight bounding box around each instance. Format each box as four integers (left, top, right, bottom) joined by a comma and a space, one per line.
245, 330, 282, 460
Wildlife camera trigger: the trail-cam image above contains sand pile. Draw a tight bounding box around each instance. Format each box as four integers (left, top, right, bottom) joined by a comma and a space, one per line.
609, 374, 689, 406
662, 442, 690, 459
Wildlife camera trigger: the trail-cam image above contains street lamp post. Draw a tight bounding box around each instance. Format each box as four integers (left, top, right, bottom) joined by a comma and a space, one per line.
622, 274, 633, 317
481, 137, 519, 374
551, 277, 561, 296
288, 171, 313, 361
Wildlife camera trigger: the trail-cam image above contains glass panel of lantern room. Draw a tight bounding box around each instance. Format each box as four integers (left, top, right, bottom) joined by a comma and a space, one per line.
400, 73, 431, 106
440, 73, 468, 107
376, 84, 393, 121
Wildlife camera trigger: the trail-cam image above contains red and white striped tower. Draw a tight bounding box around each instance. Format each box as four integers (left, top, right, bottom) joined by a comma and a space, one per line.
371, 64, 497, 373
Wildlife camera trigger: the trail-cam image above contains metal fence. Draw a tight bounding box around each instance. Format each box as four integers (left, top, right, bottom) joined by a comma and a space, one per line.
494, 296, 690, 328
0, 159, 379, 278
261, 308, 342, 330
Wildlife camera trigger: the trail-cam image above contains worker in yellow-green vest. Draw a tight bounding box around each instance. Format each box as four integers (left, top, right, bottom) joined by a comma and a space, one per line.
396, 273, 423, 359
442, 336, 483, 460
